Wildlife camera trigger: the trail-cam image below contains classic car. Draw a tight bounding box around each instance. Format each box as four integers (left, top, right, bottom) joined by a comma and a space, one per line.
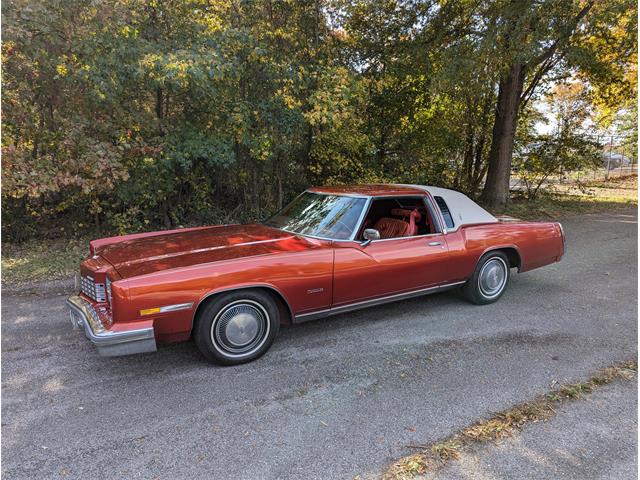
67, 184, 565, 364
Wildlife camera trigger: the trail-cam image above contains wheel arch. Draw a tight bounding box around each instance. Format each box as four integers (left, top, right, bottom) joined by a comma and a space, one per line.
480, 245, 522, 272
191, 284, 294, 334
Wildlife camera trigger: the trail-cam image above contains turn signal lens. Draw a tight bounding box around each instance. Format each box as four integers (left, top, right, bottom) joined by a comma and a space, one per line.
140, 307, 161, 316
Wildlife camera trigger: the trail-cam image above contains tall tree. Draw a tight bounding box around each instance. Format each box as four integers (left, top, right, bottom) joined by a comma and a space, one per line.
2, 0, 637, 240
480, 0, 636, 206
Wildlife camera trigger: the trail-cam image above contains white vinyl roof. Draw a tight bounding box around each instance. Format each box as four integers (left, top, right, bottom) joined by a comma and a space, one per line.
397, 184, 498, 231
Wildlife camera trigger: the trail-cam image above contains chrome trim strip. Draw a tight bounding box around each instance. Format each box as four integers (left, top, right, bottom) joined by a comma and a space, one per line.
366, 232, 444, 244
294, 280, 466, 323
305, 190, 370, 199
421, 192, 447, 235
294, 308, 331, 322
159, 302, 194, 313
349, 196, 372, 241
66, 295, 157, 357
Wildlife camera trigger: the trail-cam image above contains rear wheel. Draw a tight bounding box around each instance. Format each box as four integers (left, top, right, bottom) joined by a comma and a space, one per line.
462, 251, 510, 305
194, 290, 280, 365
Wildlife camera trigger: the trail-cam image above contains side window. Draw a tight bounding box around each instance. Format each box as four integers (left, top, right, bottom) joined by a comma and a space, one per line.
359, 197, 437, 240
434, 196, 455, 229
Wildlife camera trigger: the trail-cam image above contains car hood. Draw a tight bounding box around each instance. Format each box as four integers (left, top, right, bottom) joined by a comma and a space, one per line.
100, 224, 324, 279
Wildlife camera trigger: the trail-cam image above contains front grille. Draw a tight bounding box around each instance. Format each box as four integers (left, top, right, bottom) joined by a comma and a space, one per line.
106, 278, 112, 304
80, 276, 107, 303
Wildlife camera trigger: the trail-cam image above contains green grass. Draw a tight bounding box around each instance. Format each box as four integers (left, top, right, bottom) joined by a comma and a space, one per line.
2, 237, 88, 286
489, 193, 637, 221
492, 174, 637, 220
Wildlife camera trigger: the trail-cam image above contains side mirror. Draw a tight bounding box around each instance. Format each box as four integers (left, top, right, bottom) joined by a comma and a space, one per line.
362, 228, 380, 246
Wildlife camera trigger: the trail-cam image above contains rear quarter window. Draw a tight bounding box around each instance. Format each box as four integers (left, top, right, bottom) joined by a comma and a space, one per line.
434, 196, 455, 229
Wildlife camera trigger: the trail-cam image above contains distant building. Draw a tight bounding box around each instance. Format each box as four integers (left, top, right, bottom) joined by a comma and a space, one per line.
601, 149, 632, 168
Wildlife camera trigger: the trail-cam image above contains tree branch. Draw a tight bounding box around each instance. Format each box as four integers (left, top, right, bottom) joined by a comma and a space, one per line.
519, 1, 594, 109
528, 1, 595, 69
520, 56, 559, 108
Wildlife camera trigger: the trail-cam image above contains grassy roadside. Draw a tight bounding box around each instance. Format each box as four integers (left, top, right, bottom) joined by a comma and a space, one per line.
489, 174, 637, 220
384, 360, 638, 480
2, 175, 636, 287
1, 238, 88, 287
489, 193, 636, 221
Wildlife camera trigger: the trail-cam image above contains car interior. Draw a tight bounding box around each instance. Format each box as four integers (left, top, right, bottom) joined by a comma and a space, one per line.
357, 197, 438, 240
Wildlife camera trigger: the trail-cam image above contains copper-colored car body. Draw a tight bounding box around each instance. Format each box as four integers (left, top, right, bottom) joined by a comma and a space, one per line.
66, 184, 565, 359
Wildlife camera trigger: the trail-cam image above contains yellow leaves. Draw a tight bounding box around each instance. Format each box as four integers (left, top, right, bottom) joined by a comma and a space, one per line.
548, 81, 585, 99
88, 201, 103, 215
431, 439, 461, 460
385, 453, 430, 479
201, 14, 225, 35
120, 25, 138, 39
56, 64, 68, 76
277, 89, 302, 110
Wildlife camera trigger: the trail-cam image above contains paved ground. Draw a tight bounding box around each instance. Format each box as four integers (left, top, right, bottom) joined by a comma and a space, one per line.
431, 377, 638, 480
2, 208, 637, 480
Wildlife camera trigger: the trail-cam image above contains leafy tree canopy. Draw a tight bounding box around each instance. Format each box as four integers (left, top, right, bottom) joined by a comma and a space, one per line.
2, 0, 636, 240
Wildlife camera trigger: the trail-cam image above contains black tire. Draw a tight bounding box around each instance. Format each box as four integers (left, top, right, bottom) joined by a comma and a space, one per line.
462, 251, 511, 305
193, 289, 280, 365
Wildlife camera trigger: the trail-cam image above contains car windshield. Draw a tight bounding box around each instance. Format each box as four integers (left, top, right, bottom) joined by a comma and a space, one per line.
264, 192, 367, 240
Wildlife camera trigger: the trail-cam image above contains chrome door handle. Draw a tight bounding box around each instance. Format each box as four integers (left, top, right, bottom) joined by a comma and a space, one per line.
428, 241, 442, 246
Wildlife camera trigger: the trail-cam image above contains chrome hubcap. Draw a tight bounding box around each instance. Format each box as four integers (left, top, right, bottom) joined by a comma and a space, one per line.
478, 258, 508, 298
211, 300, 269, 356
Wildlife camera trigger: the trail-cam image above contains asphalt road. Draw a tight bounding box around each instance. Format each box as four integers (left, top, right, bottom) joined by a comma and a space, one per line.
431, 377, 637, 480
2, 208, 637, 480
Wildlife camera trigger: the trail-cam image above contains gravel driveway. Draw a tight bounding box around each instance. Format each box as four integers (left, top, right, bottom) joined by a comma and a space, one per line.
2, 208, 637, 479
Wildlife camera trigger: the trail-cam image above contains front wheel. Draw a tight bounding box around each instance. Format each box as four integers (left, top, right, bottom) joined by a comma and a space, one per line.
194, 290, 280, 365
462, 251, 510, 305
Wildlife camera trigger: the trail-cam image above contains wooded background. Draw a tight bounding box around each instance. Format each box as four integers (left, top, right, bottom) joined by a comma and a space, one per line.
2, 0, 637, 241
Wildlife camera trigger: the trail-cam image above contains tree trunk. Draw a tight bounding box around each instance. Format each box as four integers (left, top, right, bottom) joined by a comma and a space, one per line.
277, 168, 283, 210
480, 63, 526, 206
155, 87, 164, 119
460, 123, 475, 190
470, 132, 486, 195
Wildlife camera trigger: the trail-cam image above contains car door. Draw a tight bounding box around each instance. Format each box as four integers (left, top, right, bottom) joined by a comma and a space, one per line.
331, 196, 452, 307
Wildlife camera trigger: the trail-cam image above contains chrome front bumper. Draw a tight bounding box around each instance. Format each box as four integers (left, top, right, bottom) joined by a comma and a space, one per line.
66, 295, 157, 357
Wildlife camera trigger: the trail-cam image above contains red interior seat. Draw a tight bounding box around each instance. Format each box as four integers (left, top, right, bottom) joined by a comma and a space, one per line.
374, 208, 421, 238
374, 217, 409, 238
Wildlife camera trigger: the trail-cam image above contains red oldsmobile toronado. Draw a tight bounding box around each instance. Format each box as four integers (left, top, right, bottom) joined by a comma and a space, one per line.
67, 184, 565, 364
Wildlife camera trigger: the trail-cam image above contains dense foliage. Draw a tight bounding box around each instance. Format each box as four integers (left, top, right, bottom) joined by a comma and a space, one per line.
514, 82, 603, 199
2, 0, 636, 241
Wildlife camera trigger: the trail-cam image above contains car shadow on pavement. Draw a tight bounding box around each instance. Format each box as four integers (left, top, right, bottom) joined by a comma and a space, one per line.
84, 289, 468, 375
